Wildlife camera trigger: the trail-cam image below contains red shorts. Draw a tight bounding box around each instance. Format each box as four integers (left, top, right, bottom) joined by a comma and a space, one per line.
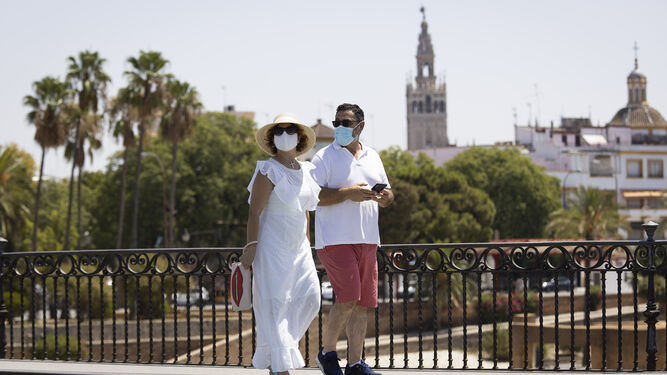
317, 244, 378, 308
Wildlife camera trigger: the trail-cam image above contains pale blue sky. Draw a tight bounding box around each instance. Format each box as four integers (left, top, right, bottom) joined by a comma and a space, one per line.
2, 0, 666, 178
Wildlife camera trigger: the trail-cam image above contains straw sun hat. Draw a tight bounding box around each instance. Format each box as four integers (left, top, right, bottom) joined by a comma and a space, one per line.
255, 112, 316, 156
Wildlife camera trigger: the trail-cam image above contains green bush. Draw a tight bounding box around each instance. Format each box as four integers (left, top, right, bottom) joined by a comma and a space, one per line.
117, 274, 184, 320
479, 290, 537, 323
525, 291, 538, 313
3, 290, 31, 319
33, 334, 84, 360
479, 291, 537, 323
64, 277, 113, 320
482, 328, 509, 361
588, 285, 602, 310
637, 274, 666, 302
480, 292, 510, 322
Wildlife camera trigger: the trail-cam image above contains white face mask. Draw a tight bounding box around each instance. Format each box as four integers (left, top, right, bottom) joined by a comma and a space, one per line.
274, 133, 298, 151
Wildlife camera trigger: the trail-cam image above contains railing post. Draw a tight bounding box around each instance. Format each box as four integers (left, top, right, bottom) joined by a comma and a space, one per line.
641, 221, 659, 371
0, 237, 8, 359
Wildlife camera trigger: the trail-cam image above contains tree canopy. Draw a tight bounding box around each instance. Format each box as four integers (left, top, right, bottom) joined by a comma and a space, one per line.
0, 144, 36, 250
87, 112, 263, 249
546, 186, 628, 240
444, 147, 561, 239
379, 147, 495, 243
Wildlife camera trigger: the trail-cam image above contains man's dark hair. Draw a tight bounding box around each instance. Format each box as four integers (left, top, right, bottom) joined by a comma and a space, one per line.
336, 103, 364, 122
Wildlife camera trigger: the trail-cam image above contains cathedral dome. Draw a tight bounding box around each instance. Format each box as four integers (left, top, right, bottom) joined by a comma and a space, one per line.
628, 69, 646, 80
608, 105, 667, 128
608, 47, 666, 128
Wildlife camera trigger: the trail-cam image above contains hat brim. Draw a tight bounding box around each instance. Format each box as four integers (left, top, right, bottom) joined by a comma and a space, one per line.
255, 121, 317, 157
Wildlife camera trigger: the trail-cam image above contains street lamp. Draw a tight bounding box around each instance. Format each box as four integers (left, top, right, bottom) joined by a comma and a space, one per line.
562, 168, 582, 208
141, 152, 169, 248
591, 156, 619, 205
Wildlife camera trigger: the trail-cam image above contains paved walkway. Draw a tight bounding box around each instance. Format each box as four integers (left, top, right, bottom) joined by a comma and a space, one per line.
0, 360, 577, 375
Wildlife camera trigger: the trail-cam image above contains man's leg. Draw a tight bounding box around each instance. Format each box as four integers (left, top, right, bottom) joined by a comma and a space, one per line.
323, 300, 356, 353
318, 245, 361, 354
345, 305, 368, 364
345, 243, 378, 365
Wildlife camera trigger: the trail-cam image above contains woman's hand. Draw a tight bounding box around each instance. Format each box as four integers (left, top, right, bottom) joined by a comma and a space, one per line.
239, 243, 257, 269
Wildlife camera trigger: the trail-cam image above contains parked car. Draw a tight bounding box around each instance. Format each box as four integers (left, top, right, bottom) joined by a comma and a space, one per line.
321, 281, 334, 301
175, 287, 210, 305
397, 285, 416, 299
541, 276, 573, 292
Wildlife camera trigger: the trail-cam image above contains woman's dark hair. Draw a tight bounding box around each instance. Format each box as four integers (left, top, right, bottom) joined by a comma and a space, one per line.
336, 103, 364, 122
264, 124, 309, 155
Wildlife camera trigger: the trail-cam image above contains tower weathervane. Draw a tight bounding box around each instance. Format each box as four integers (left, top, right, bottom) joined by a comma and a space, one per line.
633, 41, 639, 69
420, 6, 425, 21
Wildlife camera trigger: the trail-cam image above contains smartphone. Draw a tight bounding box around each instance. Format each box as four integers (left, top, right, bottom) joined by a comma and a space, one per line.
371, 183, 387, 193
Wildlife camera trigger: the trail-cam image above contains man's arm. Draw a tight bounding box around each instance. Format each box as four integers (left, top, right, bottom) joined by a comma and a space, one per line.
318, 183, 377, 206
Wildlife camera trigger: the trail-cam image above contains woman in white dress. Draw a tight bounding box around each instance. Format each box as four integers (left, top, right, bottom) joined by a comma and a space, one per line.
239, 112, 322, 375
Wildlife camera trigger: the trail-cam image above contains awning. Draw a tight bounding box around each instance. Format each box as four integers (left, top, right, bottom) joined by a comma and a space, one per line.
582, 134, 608, 145
622, 191, 667, 199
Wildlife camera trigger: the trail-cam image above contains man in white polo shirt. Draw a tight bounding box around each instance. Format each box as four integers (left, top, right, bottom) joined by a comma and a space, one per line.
311, 103, 393, 375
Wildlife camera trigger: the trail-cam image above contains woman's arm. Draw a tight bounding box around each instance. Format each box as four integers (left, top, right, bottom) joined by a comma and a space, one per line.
240, 172, 273, 268
306, 211, 311, 243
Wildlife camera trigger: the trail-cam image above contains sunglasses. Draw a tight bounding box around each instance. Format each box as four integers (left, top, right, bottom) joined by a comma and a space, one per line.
271, 124, 298, 135
331, 119, 359, 128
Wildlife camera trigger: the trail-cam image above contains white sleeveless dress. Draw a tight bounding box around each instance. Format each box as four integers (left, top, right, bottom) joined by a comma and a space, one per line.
247, 158, 322, 372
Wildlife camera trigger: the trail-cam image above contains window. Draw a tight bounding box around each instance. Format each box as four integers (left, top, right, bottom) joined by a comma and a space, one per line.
629, 222, 644, 240
635, 88, 639, 102
648, 198, 661, 209
626, 198, 642, 209
425, 96, 431, 113
628, 89, 632, 102
648, 159, 663, 178
422, 63, 430, 77
626, 159, 643, 178
562, 134, 567, 145
418, 101, 423, 113
642, 88, 646, 101
590, 155, 612, 177
575, 135, 581, 146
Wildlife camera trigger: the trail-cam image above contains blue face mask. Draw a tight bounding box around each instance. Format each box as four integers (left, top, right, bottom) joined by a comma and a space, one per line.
334, 123, 359, 146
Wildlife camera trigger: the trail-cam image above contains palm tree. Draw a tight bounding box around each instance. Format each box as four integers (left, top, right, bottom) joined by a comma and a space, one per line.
64, 50, 110, 249
546, 186, 628, 240
0, 144, 35, 250
64, 111, 103, 248
159, 79, 202, 247
23, 76, 70, 251
124, 50, 171, 249
108, 87, 138, 249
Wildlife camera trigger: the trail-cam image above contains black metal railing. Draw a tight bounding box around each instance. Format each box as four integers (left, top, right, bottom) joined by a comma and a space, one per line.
0, 222, 665, 371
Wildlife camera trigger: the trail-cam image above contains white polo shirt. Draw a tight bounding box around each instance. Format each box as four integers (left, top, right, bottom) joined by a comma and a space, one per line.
310, 142, 391, 249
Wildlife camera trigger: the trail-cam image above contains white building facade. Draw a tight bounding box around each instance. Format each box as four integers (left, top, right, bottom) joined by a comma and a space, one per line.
516, 56, 667, 239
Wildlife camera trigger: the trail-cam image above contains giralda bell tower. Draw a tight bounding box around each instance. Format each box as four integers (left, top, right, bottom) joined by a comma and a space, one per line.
406, 7, 449, 150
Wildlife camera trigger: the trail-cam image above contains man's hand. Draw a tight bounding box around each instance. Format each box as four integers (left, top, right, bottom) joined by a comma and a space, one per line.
239, 243, 257, 269
343, 183, 376, 202
372, 189, 394, 207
